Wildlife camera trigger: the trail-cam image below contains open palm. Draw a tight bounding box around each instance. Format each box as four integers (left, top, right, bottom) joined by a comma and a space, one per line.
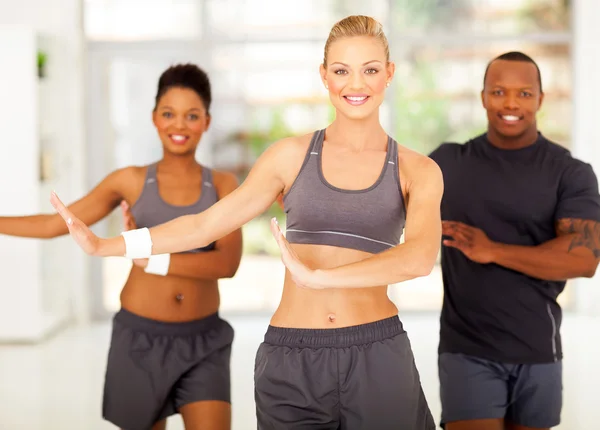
270, 217, 322, 289
50, 191, 100, 255
120, 200, 147, 268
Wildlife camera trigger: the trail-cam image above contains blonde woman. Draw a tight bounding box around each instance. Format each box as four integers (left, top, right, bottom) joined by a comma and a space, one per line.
53, 16, 441, 429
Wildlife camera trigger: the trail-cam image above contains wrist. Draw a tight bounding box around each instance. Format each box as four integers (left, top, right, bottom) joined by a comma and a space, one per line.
93, 237, 108, 257
488, 241, 505, 263
313, 268, 333, 289
144, 253, 171, 276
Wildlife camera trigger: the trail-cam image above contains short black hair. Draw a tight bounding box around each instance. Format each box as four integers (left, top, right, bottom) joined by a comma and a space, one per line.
483, 51, 543, 93
154, 63, 212, 114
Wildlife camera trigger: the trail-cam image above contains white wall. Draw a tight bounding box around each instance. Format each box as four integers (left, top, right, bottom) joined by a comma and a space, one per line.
0, 0, 89, 341
572, 0, 600, 315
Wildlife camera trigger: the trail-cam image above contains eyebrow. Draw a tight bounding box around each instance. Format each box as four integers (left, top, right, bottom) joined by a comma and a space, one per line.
159, 106, 202, 111
489, 85, 535, 89
330, 60, 383, 67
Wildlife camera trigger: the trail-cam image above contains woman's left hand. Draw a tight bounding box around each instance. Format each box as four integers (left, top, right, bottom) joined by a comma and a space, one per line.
270, 217, 325, 289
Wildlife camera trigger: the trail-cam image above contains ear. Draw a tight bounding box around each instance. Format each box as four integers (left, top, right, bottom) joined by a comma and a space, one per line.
319, 63, 328, 89
480, 89, 486, 109
537, 91, 545, 112
386, 61, 396, 83
151, 109, 159, 128
205, 114, 212, 131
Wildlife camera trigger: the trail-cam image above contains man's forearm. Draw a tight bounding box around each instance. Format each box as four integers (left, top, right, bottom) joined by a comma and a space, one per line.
490, 235, 597, 280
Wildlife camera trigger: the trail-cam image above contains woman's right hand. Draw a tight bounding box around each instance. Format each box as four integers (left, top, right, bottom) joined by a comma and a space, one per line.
50, 191, 101, 255
120, 200, 148, 268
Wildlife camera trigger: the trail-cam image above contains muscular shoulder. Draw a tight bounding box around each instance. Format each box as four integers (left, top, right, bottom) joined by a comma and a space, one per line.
428, 142, 462, 161
536, 136, 597, 183
100, 165, 146, 193
397, 145, 444, 196
261, 132, 314, 186
269, 133, 313, 160
559, 156, 598, 191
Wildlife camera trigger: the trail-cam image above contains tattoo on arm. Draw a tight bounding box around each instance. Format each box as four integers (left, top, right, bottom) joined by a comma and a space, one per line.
556, 218, 600, 258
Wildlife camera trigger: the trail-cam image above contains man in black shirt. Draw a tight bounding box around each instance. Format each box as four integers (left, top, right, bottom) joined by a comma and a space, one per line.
429, 52, 600, 430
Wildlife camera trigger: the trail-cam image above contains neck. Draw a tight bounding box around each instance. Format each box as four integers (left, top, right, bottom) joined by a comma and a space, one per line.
158, 152, 200, 174
328, 111, 387, 151
486, 125, 539, 150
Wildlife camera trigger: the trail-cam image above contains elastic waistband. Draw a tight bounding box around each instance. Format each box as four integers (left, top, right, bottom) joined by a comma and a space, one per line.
114, 308, 222, 336
264, 315, 404, 348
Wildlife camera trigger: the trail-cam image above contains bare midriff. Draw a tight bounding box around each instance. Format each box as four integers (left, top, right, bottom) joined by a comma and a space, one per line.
120, 266, 220, 322
270, 243, 398, 329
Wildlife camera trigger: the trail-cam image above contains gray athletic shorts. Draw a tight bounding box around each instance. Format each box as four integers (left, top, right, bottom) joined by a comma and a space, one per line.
102, 309, 234, 430
254, 316, 435, 430
438, 352, 562, 428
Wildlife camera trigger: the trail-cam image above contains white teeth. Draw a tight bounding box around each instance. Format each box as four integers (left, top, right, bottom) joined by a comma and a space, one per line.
346, 96, 367, 101
503, 115, 520, 121
171, 135, 186, 141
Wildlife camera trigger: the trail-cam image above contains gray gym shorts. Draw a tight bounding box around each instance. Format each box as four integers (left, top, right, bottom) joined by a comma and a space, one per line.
438, 352, 562, 428
102, 309, 234, 430
254, 316, 435, 430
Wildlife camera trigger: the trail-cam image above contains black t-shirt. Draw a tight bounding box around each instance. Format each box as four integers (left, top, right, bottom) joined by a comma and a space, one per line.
429, 133, 600, 364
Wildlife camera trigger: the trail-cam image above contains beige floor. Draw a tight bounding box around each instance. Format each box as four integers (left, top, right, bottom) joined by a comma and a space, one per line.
0, 313, 597, 429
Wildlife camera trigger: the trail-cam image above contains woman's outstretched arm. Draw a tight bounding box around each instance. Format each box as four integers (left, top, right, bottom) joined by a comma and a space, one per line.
0, 168, 131, 239
51, 139, 295, 257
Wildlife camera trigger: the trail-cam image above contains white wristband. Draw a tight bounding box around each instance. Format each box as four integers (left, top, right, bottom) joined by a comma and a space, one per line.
121, 228, 153, 259
144, 253, 171, 276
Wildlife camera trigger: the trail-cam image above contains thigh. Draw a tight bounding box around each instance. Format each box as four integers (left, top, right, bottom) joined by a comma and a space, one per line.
505, 423, 550, 430
506, 361, 562, 429
439, 353, 509, 426
151, 420, 167, 430
339, 332, 435, 430
445, 419, 504, 430
180, 400, 231, 430
254, 343, 339, 430
103, 321, 176, 430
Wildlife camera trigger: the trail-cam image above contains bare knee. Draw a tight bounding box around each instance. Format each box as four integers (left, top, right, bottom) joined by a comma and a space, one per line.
446, 419, 504, 430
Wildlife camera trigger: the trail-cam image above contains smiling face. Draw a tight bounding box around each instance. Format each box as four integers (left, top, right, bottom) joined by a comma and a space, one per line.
481, 59, 544, 145
320, 35, 394, 121
152, 86, 211, 156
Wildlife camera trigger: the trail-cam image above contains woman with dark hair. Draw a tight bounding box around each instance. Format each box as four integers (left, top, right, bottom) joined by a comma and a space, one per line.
0, 64, 242, 430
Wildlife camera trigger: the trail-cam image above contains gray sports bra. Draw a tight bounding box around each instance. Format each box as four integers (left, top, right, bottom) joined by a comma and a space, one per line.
130, 163, 218, 253
283, 129, 406, 254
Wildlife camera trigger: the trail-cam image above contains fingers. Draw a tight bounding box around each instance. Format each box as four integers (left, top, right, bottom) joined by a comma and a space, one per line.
442, 221, 474, 241
443, 230, 471, 243
270, 217, 284, 243
50, 191, 74, 226
120, 200, 138, 231
443, 239, 469, 251
120, 201, 128, 217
